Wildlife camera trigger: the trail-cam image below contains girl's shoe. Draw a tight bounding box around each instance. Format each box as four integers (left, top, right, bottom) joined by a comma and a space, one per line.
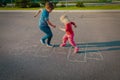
74, 47, 79, 53
60, 43, 66, 47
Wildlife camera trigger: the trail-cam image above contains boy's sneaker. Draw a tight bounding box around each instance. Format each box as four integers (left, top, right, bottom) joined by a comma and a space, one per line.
46, 44, 54, 47
40, 39, 45, 45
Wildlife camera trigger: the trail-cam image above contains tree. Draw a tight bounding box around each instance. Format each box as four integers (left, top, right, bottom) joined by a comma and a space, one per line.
40, 0, 49, 6
15, 0, 30, 8
40, 0, 59, 7
0, 0, 7, 7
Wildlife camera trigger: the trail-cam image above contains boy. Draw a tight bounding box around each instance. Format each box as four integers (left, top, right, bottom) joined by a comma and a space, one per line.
34, 2, 56, 47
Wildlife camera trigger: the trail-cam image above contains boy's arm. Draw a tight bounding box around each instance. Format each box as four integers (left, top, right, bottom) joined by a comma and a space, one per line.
47, 20, 56, 28
34, 9, 42, 17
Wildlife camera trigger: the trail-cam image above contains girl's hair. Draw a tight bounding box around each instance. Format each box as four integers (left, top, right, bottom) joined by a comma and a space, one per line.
60, 15, 70, 23
45, 2, 54, 10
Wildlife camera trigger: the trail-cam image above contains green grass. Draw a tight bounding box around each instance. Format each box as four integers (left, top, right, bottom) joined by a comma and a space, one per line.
0, 4, 120, 10
55, 4, 120, 10
0, 7, 39, 10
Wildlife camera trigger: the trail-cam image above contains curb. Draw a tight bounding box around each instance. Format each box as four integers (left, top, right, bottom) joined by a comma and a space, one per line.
0, 10, 120, 12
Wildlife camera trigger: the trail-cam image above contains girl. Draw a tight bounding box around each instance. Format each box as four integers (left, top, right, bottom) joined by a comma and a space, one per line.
59, 15, 79, 53
34, 2, 56, 47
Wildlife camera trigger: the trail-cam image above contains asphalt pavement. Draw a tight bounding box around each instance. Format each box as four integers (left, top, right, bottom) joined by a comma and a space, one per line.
0, 11, 120, 80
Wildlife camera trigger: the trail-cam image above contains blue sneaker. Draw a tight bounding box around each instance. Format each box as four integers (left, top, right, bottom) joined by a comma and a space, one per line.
40, 39, 45, 45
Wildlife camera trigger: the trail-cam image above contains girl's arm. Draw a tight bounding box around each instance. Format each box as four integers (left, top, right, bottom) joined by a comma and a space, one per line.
59, 27, 65, 31
47, 20, 56, 28
71, 22, 77, 28
34, 9, 42, 17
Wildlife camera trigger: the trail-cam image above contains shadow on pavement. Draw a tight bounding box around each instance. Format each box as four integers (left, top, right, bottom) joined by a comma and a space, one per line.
53, 40, 120, 54
78, 40, 120, 53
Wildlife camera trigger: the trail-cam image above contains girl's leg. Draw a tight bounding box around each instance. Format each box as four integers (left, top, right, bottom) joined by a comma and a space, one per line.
74, 47, 79, 53
68, 34, 76, 47
60, 34, 68, 47
68, 34, 79, 53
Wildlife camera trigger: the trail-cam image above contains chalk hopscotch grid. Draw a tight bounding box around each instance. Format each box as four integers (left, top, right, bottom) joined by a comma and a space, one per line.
23, 42, 104, 63
85, 44, 104, 61
67, 43, 104, 63
67, 46, 87, 63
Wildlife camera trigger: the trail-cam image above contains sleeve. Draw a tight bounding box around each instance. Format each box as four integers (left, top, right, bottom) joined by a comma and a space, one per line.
71, 22, 75, 25
44, 12, 49, 21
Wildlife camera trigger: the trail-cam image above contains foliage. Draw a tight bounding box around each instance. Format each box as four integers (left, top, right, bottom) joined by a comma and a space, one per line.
15, 0, 30, 8
0, 0, 7, 7
40, 0, 50, 6
76, 2, 85, 7
29, 2, 40, 8
99, 0, 112, 2
40, 0, 59, 7
60, 2, 66, 7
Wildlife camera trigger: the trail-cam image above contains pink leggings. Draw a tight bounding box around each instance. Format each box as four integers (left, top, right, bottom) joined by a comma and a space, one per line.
62, 34, 76, 47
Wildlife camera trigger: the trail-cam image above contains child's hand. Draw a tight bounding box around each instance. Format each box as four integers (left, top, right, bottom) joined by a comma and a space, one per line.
52, 25, 56, 28
59, 27, 65, 31
34, 9, 41, 18
74, 25, 77, 28
34, 15, 37, 18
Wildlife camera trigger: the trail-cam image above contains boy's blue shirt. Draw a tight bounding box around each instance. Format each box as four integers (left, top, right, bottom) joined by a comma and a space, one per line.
39, 9, 49, 27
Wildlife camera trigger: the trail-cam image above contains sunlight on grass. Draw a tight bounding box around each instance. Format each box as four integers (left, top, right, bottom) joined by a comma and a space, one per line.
0, 4, 120, 10
55, 4, 120, 10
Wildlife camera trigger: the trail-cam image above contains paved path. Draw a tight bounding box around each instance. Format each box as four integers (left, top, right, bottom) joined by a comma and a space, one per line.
0, 11, 120, 80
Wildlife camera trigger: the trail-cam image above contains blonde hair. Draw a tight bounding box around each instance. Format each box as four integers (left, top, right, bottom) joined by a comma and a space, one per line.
60, 15, 70, 23
45, 2, 54, 10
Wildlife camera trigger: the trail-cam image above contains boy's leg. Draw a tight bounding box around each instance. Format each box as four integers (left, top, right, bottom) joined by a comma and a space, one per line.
46, 28, 53, 45
40, 26, 53, 45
